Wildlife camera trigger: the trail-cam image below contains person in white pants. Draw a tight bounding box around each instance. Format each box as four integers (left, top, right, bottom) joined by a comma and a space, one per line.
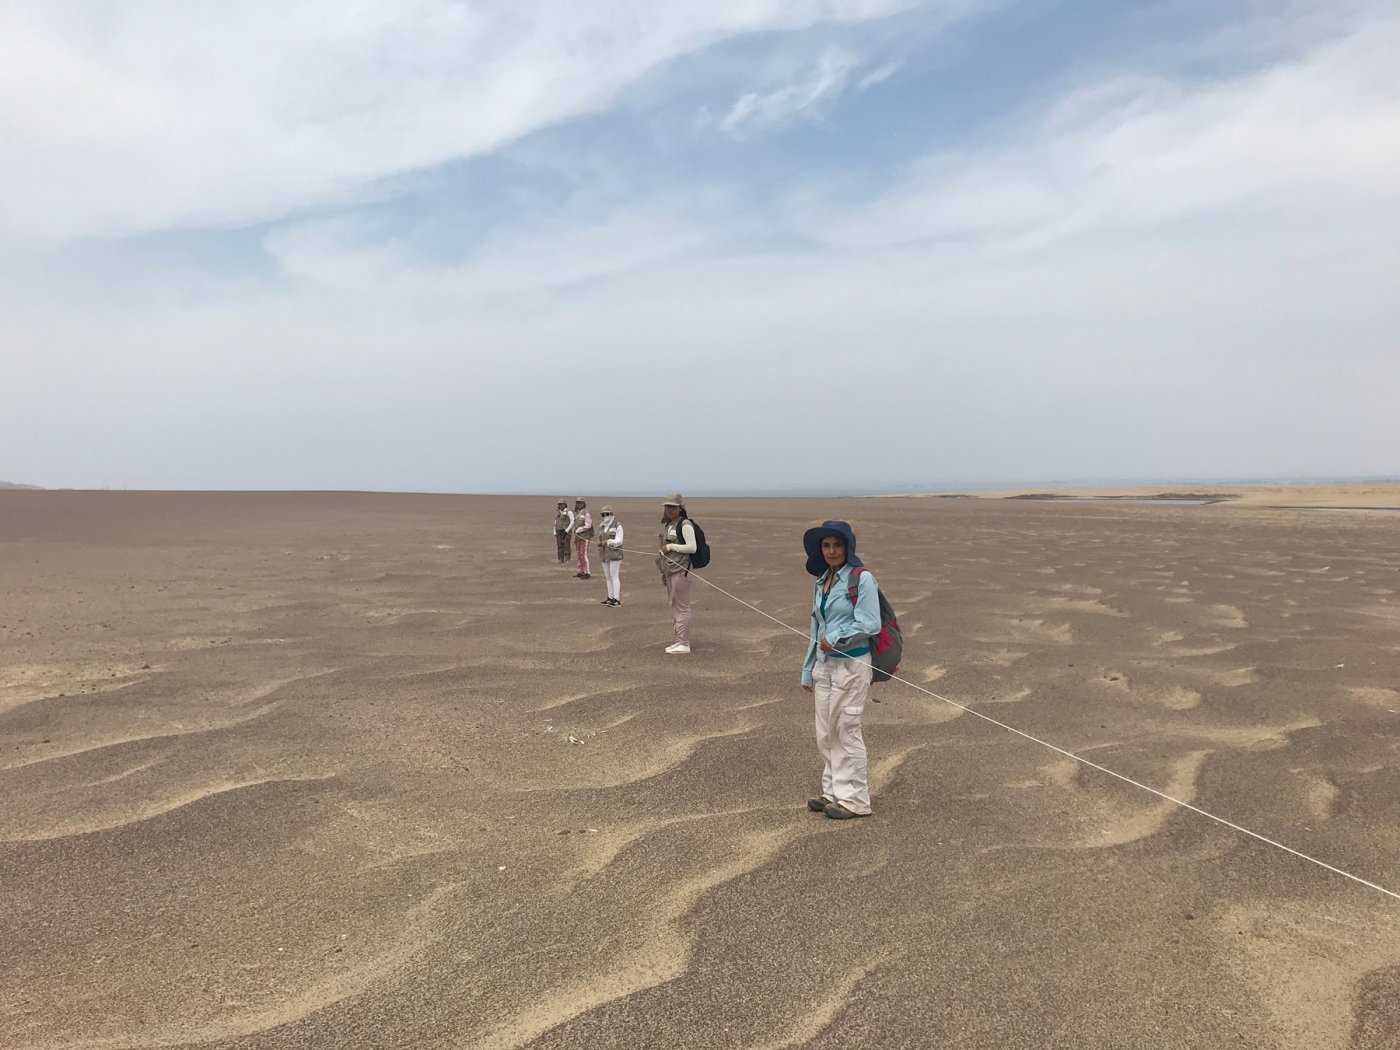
596, 506, 624, 606
801, 520, 881, 820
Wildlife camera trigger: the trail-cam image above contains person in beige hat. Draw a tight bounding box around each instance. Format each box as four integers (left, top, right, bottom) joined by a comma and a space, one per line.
656, 494, 697, 653
571, 498, 593, 578
596, 505, 624, 606
552, 499, 574, 564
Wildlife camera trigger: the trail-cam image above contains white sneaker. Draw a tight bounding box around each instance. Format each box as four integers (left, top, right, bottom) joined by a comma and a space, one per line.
665, 643, 691, 654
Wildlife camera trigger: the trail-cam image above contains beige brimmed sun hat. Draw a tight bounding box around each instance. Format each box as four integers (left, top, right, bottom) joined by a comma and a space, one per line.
662, 493, 684, 506
600, 505, 613, 514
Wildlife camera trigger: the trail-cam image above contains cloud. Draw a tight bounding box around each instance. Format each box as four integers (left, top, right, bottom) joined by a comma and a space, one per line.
800, 11, 1400, 248
0, 0, 920, 245
1, 2, 1396, 491
718, 48, 861, 137
856, 61, 900, 90
242, 9, 1400, 318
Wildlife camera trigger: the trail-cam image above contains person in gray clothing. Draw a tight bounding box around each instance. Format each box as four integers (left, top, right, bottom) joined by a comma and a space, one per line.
553, 500, 573, 564
656, 494, 698, 653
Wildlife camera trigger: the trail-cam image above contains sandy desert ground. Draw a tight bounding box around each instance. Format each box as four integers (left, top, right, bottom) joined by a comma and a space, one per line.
2, 490, 1399, 1049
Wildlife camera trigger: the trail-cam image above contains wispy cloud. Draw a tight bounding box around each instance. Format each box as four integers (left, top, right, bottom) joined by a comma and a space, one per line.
717, 48, 862, 137
798, 11, 1400, 248
1, 2, 1396, 491
0, 0, 920, 245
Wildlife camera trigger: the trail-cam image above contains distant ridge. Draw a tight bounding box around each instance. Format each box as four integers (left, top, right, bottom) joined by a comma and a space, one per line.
0, 481, 43, 490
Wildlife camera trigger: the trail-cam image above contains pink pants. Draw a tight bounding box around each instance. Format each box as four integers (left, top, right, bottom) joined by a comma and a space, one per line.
575, 538, 590, 575
663, 572, 691, 645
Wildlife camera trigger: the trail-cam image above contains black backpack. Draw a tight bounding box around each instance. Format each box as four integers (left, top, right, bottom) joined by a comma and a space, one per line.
679, 515, 711, 569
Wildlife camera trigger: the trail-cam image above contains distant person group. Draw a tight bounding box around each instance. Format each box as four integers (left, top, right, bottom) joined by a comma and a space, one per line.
550, 497, 897, 821
551, 494, 699, 652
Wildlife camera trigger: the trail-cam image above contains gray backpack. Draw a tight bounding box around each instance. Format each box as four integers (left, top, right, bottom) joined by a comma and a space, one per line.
845, 567, 903, 683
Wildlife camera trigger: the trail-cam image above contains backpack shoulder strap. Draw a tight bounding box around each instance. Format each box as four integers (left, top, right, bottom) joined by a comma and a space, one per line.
846, 565, 866, 607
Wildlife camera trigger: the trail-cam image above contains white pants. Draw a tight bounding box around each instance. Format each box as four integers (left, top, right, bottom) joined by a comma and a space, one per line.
813, 657, 872, 814
601, 559, 621, 600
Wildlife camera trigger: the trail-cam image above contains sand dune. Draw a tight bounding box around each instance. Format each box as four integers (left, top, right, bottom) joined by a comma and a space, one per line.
472, 824, 807, 1050
2, 489, 1398, 1048
3, 773, 335, 842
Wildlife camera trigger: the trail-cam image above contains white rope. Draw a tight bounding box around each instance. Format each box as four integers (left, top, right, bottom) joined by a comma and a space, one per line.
628, 547, 1400, 903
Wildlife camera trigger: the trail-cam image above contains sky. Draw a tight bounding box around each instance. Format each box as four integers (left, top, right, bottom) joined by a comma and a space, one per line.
1, 0, 1397, 493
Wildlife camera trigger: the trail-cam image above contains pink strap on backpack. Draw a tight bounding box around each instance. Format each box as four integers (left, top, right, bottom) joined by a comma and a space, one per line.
845, 565, 866, 607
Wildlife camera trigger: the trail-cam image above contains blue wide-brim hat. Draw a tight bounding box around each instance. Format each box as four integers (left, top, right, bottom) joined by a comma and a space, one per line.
802, 520, 863, 576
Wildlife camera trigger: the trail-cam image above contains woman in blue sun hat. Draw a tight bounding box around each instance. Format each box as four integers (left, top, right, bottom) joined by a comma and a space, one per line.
801, 520, 881, 820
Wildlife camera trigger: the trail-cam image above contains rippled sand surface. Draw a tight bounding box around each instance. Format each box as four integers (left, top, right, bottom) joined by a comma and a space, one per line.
3, 491, 1399, 1049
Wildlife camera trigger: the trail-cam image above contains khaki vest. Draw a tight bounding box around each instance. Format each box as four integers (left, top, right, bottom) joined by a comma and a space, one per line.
656, 519, 692, 576
554, 508, 572, 532
598, 518, 623, 562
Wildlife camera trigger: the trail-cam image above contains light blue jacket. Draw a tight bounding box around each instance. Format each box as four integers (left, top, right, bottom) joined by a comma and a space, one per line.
802, 563, 881, 686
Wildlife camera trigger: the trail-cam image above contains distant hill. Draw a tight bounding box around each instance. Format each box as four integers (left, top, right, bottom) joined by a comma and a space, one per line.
0, 481, 43, 490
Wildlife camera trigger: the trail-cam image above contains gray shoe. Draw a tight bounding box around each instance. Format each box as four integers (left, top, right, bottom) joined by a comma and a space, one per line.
806, 796, 832, 813
823, 802, 868, 820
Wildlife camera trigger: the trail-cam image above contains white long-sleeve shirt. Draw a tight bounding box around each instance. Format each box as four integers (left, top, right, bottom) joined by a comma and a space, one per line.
662, 519, 696, 554
599, 516, 623, 547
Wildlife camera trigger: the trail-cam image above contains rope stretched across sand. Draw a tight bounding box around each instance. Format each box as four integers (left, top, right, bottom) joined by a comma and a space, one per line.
630, 548, 1400, 904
